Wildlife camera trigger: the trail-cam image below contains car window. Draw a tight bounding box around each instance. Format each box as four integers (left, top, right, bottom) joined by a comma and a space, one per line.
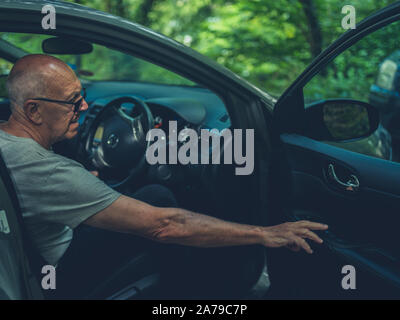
303, 19, 400, 162
0, 58, 12, 100
0, 32, 230, 134
0, 33, 196, 86
0, 58, 12, 76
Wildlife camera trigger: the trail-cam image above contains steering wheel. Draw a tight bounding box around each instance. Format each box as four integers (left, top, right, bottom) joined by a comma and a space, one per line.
85, 96, 154, 188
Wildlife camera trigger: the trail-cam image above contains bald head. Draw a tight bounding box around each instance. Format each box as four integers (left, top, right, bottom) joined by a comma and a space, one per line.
2, 54, 87, 148
7, 54, 77, 110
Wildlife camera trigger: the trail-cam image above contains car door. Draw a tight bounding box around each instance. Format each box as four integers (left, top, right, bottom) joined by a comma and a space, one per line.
0, 148, 44, 300
270, 2, 400, 298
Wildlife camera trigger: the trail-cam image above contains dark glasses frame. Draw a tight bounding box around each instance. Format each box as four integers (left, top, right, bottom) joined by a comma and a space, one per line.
30, 87, 86, 113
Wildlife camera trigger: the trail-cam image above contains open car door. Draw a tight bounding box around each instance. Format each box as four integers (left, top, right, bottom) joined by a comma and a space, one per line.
270, 2, 400, 298
0, 149, 43, 300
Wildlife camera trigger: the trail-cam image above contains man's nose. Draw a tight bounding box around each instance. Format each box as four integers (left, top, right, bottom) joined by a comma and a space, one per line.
80, 98, 89, 112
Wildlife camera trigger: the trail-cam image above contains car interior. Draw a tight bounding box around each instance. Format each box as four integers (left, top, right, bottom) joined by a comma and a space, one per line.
0, 32, 269, 299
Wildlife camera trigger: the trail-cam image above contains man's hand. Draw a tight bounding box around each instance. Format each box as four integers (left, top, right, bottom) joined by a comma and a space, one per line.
262, 221, 328, 254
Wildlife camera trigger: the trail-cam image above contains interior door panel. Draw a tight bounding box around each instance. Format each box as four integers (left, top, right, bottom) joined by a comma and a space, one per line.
280, 133, 400, 291
269, 4, 400, 297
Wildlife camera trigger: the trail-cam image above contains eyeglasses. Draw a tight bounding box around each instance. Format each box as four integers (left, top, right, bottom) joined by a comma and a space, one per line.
31, 88, 86, 113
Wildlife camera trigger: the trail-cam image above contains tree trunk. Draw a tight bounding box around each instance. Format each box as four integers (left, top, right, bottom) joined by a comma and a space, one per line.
115, 0, 126, 18
105, 0, 113, 15
299, 0, 323, 59
135, 0, 157, 26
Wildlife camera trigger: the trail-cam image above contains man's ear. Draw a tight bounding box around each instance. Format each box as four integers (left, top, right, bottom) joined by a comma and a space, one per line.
23, 100, 42, 124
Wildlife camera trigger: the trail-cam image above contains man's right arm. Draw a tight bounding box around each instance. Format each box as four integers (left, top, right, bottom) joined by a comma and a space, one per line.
84, 195, 328, 253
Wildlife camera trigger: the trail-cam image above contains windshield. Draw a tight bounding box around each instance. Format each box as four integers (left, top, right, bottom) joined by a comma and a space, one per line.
0, 33, 196, 86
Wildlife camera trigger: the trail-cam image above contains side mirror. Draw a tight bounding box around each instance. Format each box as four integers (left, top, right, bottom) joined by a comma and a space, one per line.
305, 99, 379, 141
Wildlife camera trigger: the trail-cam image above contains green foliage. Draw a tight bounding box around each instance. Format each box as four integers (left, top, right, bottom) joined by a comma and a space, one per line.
1, 0, 398, 96
0, 0, 396, 160
0, 33, 195, 86
64, 0, 397, 96
304, 19, 400, 103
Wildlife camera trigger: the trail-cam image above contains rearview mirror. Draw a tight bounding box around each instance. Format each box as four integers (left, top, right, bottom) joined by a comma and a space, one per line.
42, 37, 93, 55
305, 99, 379, 141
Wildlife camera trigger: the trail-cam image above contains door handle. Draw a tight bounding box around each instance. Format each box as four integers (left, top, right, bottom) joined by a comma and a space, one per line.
327, 164, 360, 191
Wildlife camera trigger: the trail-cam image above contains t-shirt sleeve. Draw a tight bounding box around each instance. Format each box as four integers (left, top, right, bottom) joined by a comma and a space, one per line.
36, 159, 121, 229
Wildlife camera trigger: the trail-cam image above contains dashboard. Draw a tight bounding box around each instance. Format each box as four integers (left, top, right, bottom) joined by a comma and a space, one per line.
70, 80, 231, 188
80, 81, 231, 132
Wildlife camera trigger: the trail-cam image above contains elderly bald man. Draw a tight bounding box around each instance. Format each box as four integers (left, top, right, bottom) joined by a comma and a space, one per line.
0, 54, 327, 298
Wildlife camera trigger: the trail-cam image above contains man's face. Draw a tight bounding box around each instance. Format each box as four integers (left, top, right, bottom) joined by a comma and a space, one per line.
39, 77, 88, 143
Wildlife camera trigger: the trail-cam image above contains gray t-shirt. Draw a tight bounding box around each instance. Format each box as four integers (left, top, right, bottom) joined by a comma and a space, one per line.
0, 129, 121, 265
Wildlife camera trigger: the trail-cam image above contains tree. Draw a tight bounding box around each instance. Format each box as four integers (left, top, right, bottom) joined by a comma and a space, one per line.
135, 0, 157, 26
299, 0, 323, 59
60, 0, 400, 96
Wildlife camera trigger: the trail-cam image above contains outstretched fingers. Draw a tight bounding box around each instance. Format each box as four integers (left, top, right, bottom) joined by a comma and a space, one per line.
296, 237, 313, 254
297, 221, 329, 230
298, 229, 324, 244
286, 237, 313, 254
291, 221, 329, 254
